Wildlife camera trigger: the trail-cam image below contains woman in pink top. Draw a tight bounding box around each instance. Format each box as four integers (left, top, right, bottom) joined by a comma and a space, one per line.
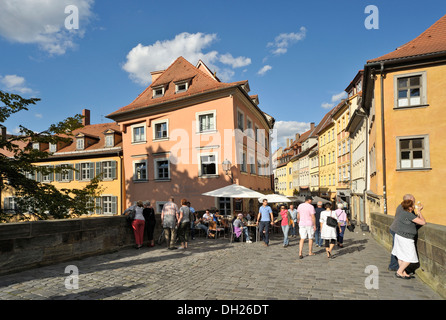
335, 203, 350, 248
274, 205, 295, 247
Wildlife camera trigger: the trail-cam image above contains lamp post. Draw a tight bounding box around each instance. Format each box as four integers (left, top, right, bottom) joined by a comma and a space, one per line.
222, 159, 233, 184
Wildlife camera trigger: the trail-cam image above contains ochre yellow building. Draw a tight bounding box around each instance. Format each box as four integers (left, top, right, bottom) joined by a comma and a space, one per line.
1, 110, 125, 216
362, 15, 446, 226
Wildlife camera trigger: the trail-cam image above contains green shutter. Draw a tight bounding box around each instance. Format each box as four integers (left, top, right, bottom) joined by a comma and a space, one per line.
68, 164, 74, 181
111, 161, 117, 180
55, 165, 61, 182
95, 161, 102, 179
111, 196, 118, 214
89, 163, 94, 181
75, 163, 80, 181
49, 165, 54, 182
95, 197, 101, 214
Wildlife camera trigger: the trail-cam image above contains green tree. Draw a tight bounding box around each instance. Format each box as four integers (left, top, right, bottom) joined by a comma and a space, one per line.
0, 90, 102, 222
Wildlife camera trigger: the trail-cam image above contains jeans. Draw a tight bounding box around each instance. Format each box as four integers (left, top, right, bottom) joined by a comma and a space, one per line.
177, 221, 189, 243
314, 227, 323, 246
258, 221, 271, 244
389, 228, 399, 270
337, 225, 346, 244
281, 225, 290, 245
289, 221, 297, 236
242, 227, 250, 241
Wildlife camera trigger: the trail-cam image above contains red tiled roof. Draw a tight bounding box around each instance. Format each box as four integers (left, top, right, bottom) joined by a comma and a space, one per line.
108, 56, 246, 117
368, 14, 446, 63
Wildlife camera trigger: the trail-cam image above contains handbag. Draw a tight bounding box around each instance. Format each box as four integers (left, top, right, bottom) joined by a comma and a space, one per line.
326, 212, 338, 228
126, 208, 136, 221
347, 223, 355, 232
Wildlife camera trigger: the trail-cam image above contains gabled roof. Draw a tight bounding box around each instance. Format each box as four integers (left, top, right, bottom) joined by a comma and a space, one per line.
108, 56, 250, 118
368, 14, 446, 63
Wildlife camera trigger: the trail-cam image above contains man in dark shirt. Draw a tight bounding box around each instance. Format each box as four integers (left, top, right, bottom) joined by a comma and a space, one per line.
314, 201, 324, 247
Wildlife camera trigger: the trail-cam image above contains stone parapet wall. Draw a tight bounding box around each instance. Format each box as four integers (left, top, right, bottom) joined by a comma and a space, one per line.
370, 212, 445, 299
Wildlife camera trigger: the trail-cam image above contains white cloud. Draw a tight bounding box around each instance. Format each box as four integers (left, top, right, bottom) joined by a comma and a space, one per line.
267, 27, 307, 56
0, 74, 34, 94
218, 53, 251, 68
257, 65, 272, 76
35, 113, 43, 119
122, 32, 251, 85
0, 0, 94, 55
321, 91, 347, 109
272, 120, 311, 149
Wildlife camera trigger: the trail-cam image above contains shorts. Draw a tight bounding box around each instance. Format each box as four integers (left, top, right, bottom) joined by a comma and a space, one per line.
324, 239, 336, 247
299, 226, 314, 239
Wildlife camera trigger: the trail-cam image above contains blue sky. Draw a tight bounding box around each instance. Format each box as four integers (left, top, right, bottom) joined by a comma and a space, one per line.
1, 0, 445, 148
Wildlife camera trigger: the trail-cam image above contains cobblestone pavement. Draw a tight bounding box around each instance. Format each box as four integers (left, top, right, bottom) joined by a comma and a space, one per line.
0, 229, 442, 300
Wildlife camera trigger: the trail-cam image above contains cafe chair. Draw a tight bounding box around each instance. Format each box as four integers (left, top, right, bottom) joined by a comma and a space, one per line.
229, 223, 243, 243
209, 221, 225, 239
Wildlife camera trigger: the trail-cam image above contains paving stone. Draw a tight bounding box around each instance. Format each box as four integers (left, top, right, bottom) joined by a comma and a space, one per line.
0, 231, 442, 300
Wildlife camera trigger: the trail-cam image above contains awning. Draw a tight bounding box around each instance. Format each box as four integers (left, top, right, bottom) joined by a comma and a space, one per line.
258, 194, 291, 203
202, 184, 265, 198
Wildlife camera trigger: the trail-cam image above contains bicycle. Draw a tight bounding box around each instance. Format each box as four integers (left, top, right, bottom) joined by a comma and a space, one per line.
157, 228, 180, 245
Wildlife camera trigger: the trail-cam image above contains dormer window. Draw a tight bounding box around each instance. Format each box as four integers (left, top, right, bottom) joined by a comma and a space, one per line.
32, 142, 40, 150
76, 138, 84, 150
174, 80, 189, 94
49, 143, 57, 153
105, 134, 114, 147
152, 85, 165, 98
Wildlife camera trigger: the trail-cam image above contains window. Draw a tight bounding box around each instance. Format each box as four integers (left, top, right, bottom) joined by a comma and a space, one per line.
237, 111, 244, 131
156, 201, 168, 214
219, 197, 231, 215
249, 153, 256, 174
241, 151, 247, 172
95, 196, 117, 215
394, 72, 427, 108
76, 138, 84, 150
397, 136, 430, 170
133, 160, 148, 181
99, 161, 117, 180
55, 164, 73, 182
81, 163, 92, 180
32, 142, 39, 150
152, 85, 165, 98
197, 111, 216, 133
4, 197, 17, 211
175, 80, 189, 93
152, 119, 169, 140
105, 134, 114, 147
154, 158, 170, 180
199, 154, 217, 176
49, 143, 57, 153
246, 118, 254, 139
154, 122, 168, 140
132, 124, 146, 143
41, 165, 54, 182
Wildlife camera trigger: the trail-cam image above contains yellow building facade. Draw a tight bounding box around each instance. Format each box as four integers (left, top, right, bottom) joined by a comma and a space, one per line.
317, 112, 337, 201
363, 17, 446, 226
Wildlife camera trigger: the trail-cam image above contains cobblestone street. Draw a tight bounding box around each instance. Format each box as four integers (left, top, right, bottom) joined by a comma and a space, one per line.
0, 229, 442, 301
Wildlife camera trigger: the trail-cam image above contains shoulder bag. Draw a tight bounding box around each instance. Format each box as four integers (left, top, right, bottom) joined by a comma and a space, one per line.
326, 211, 338, 228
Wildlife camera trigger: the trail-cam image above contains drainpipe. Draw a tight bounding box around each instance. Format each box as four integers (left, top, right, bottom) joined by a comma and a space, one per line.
379, 62, 388, 215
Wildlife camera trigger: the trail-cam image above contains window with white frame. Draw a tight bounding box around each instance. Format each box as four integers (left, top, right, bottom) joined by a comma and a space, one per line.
105, 134, 114, 147
249, 153, 255, 174
132, 124, 146, 143
397, 135, 430, 170
80, 163, 92, 180
240, 151, 247, 172
153, 119, 168, 140
76, 138, 84, 150
152, 85, 165, 98
32, 142, 39, 150
175, 80, 189, 93
133, 160, 148, 181
395, 72, 427, 108
100, 161, 116, 180
196, 111, 216, 133
154, 158, 170, 180
49, 143, 57, 153
4, 197, 17, 211
199, 153, 217, 176
246, 118, 254, 138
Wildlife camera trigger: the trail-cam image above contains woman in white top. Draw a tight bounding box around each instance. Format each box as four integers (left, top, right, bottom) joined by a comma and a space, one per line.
319, 203, 341, 258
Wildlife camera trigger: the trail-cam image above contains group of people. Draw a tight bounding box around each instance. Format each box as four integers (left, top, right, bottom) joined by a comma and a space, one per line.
123, 200, 156, 249
257, 196, 351, 259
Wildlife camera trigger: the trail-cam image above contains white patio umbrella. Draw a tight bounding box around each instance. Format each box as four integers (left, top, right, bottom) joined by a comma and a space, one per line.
257, 194, 291, 203
202, 184, 265, 198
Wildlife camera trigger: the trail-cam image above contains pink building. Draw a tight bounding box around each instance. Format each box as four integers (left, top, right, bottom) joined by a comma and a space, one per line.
107, 57, 274, 214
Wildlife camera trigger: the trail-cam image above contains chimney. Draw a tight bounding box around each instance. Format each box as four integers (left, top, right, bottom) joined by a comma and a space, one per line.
150, 70, 164, 83
310, 122, 315, 130
82, 109, 90, 126
1, 125, 6, 140
286, 138, 290, 147
295, 133, 300, 141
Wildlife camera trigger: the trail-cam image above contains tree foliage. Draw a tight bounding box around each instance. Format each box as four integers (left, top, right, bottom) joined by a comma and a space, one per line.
0, 90, 103, 222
